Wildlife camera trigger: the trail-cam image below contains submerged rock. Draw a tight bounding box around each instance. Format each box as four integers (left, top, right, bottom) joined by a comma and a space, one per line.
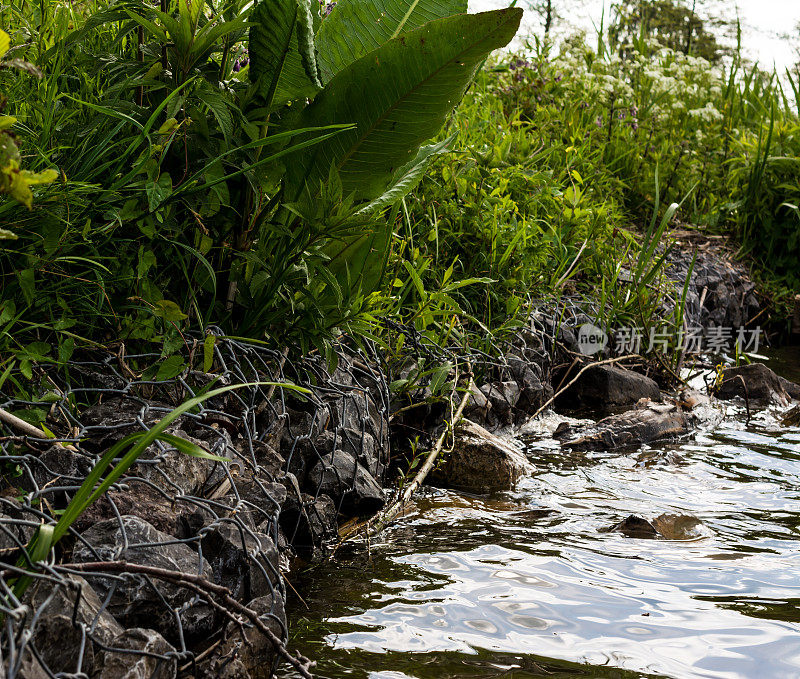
555, 401, 688, 451
783, 404, 800, 427
434, 418, 533, 493
713, 363, 800, 406
555, 364, 660, 413
604, 513, 705, 540
604, 515, 661, 538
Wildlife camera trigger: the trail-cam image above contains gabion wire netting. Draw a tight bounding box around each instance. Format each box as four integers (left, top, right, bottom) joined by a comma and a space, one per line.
0, 331, 391, 678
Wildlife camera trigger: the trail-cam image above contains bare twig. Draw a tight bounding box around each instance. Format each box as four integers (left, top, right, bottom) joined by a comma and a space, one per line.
338, 374, 474, 544
0, 408, 78, 452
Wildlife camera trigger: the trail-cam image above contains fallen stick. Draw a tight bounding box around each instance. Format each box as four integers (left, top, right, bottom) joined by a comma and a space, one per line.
0, 406, 79, 453
338, 375, 474, 543
528, 354, 640, 420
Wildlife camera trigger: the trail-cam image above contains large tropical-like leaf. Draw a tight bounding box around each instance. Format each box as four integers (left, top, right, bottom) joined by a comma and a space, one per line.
315, 0, 468, 83
356, 134, 454, 214
287, 8, 522, 203
249, 0, 322, 109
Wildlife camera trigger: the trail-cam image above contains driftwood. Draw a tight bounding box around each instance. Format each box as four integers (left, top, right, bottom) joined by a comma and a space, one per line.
338, 375, 475, 544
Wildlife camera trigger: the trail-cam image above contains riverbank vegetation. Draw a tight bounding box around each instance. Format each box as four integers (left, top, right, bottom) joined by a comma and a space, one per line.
1, 0, 799, 380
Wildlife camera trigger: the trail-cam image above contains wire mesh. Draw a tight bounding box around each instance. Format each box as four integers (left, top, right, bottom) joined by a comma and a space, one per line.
0, 331, 390, 678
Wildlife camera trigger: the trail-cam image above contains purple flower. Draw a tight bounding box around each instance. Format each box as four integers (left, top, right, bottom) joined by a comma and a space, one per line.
323, 1, 336, 15
595, 116, 603, 127
617, 110, 627, 120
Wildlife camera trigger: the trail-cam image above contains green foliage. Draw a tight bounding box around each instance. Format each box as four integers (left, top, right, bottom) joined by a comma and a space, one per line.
0, 30, 57, 217
0, 0, 520, 361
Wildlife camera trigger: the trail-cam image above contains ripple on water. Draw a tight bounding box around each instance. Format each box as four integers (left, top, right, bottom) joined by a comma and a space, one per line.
283, 411, 800, 679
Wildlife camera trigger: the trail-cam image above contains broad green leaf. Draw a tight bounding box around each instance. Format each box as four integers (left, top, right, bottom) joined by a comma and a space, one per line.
357, 135, 454, 214
156, 355, 186, 380
316, 0, 468, 82
0, 29, 9, 58
153, 299, 188, 322
287, 8, 522, 203
249, 0, 322, 109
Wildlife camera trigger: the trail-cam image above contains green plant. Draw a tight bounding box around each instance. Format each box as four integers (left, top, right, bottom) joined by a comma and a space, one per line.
0, 0, 521, 363
12, 380, 309, 597
0, 29, 57, 219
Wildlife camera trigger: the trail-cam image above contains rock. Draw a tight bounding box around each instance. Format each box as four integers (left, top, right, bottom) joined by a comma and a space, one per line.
463, 382, 492, 425
434, 419, 533, 493
20, 576, 123, 677
197, 590, 286, 679
306, 450, 385, 515
666, 246, 760, 330
506, 355, 554, 419
783, 404, 800, 427
279, 492, 337, 557
98, 628, 177, 679
21, 444, 92, 498
222, 592, 286, 679
605, 515, 661, 538
313, 427, 382, 479
651, 513, 705, 540
713, 363, 800, 406
555, 365, 660, 413
135, 428, 218, 496
480, 381, 521, 426
202, 523, 280, 600
603, 513, 705, 540
556, 401, 688, 451
73, 516, 213, 639
0, 499, 35, 564
74, 479, 211, 540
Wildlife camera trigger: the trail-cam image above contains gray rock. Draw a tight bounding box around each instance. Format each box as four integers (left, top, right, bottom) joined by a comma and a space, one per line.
0, 499, 35, 565
21, 444, 92, 497
555, 365, 660, 413
306, 450, 385, 515
279, 492, 337, 557
480, 381, 521, 425
713, 363, 800, 406
73, 515, 213, 639
202, 522, 280, 600
73, 479, 211, 540
220, 591, 286, 679
434, 419, 533, 493
135, 428, 219, 495
98, 628, 177, 679
463, 382, 492, 424
556, 401, 688, 451
20, 576, 123, 677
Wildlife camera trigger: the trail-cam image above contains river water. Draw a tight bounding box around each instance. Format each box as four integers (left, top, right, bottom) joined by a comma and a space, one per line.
279, 347, 800, 679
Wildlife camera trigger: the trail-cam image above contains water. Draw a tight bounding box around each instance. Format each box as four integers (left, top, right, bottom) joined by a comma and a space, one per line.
280, 349, 800, 679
